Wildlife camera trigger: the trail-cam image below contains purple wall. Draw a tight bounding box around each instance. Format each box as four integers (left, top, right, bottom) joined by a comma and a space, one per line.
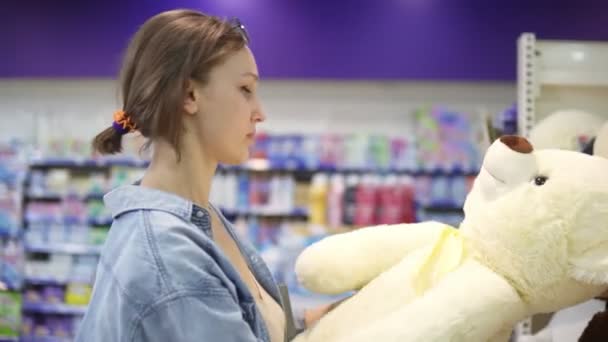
3, 0, 608, 80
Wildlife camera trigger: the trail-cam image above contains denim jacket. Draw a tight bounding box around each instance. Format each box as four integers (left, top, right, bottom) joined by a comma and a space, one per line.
75, 185, 285, 342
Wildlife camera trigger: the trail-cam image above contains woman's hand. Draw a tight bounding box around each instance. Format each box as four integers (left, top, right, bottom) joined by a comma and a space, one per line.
303, 296, 350, 328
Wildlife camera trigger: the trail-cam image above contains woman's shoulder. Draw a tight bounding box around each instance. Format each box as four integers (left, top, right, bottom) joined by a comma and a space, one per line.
138, 209, 228, 291
102, 202, 226, 300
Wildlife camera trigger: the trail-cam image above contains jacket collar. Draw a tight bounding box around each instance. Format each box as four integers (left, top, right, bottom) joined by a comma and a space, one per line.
104, 185, 195, 220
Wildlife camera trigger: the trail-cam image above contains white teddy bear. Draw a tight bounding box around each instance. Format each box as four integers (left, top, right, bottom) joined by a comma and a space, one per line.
292, 135, 608, 342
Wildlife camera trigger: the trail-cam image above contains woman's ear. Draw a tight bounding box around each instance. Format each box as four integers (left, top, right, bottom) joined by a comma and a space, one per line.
183, 79, 199, 115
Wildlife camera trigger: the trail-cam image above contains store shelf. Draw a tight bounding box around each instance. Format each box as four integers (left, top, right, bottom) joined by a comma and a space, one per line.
536, 39, 608, 87
23, 217, 111, 227
87, 217, 112, 226
25, 193, 105, 202
517, 33, 608, 138
22, 301, 87, 315
28, 157, 150, 169
24, 243, 102, 255
24, 276, 84, 287
221, 207, 309, 219
0, 337, 19, 342
28, 157, 479, 178
422, 204, 464, 213
19, 337, 72, 342
232, 166, 478, 176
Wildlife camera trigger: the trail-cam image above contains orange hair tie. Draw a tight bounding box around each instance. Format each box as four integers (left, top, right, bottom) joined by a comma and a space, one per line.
112, 110, 137, 135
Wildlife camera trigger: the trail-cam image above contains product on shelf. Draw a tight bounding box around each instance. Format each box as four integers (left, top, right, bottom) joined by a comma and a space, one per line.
354, 174, 379, 227
23, 280, 91, 314
23, 196, 111, 251
376, 175, 408, 225
414, 106, 483, 172
16, 155, 143, 341
342, 174, 360, 226
69, 256, 97, 284
318, 134, 341, 170
497, 103, 518, 135
250, 110, 481, 173
42, 285, 65, 305
308, 172, 418, 229
302, 169, 470, 229
27, 168, 110, 200
25, 254, 73, 284
0, 194, 22, 238
367, 135, 391, 170
211, 171, 298, 216
0, 291, 22, 339
0, 142, 26, 294
41, 135, 147, 163
308, 174, 328, 228
0, 239, 24, 291
108, 166, 145, 189
65, 283, 92, 307
326, 174, 345, 230
21, 313, 80, 340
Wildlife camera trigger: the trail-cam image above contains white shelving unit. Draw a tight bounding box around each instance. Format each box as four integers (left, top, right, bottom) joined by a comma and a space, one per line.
517, 33, 608, 138
515, 33, 608, 340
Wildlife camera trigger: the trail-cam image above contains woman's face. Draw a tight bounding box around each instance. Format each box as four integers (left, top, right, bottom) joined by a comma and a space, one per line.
187, 46, 265, 165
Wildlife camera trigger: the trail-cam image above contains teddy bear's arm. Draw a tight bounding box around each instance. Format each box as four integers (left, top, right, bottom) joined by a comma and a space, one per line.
295, 221, 450, 294
292, 246, 436, 342
338, 259, 527, 342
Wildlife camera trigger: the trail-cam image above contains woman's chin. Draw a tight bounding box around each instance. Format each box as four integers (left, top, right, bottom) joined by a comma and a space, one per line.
219, 150, 250, 166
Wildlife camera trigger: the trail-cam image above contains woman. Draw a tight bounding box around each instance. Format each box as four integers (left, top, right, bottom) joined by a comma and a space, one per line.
76, 9, 330, 342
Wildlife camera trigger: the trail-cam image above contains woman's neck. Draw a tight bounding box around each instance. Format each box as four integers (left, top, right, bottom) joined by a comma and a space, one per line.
141, 139, 217, 209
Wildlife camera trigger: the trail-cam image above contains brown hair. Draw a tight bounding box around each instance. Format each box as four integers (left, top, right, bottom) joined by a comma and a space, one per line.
92, 9, 248, 157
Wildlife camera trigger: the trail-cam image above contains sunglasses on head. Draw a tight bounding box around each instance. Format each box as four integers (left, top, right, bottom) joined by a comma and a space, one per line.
229, 17, 250, 44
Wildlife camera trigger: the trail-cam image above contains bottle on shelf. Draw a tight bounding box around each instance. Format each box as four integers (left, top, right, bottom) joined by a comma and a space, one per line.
308, 173, 328, 230
342, 174, 360, 227
398, 175, 417, 223
376, 174, 400, 225
327, 173, 345, 231
354, 174, 378, 227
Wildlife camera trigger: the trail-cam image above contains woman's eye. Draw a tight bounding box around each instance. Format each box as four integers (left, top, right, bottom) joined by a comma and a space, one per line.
241, 86, 252, 95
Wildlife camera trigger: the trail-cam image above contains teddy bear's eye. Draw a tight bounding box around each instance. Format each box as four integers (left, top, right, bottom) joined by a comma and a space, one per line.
534, 176, 548, 186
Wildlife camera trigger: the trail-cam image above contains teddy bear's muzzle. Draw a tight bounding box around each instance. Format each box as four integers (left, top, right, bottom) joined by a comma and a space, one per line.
477, 135, 539, 196
500, 135, 534, 154
486, 136, 537, 183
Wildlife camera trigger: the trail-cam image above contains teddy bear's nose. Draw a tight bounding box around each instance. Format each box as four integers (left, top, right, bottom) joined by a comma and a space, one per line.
500, 136, 533, 154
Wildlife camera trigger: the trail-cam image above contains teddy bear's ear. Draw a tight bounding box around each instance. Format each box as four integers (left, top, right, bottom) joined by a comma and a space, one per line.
529, 109, 605, 151
568, 196, 608, 285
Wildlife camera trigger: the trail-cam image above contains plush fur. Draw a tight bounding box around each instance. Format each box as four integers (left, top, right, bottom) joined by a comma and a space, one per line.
292, 136, 608, 342
593, 122, 608, 159
576, 122, 608, 342
528, 109, 605, 151
513, 116, 608, 341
